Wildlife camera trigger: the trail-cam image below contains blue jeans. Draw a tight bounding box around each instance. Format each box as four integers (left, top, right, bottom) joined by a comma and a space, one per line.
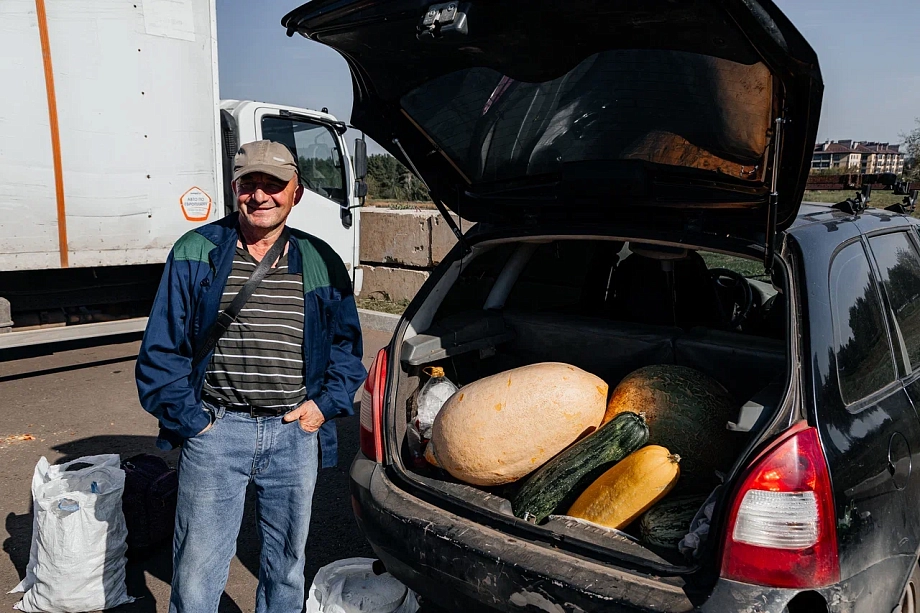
170, 403, 319, 613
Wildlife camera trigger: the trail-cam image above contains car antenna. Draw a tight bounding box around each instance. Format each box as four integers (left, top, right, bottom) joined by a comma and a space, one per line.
392, 137, 472, 256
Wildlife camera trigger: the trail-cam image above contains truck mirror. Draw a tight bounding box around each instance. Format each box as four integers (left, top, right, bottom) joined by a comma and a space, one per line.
220, 109, 239, 215
354, 138, 367, 180
351, 180, 368, 211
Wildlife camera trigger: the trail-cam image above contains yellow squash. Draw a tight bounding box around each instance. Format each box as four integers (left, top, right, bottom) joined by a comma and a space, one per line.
567, 445, 680, 530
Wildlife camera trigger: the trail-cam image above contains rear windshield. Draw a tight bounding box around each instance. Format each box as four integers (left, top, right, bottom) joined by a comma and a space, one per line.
401, 50, 772, 185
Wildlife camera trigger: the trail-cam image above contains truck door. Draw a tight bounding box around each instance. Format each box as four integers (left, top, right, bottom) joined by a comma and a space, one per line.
255, 111, 358, 280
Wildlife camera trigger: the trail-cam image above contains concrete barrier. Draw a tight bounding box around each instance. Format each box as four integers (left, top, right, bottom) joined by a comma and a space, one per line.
357, 208, 472, 302
360, 209, 433, 268
431, 213, 469, 265
357, 265, 429, 303
360, 208, 472, 269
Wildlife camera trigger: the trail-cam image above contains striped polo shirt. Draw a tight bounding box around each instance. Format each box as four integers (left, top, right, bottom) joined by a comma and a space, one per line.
203, 246, 306, 411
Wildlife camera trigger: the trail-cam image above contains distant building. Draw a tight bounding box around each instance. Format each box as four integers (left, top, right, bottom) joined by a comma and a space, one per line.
812, 140, 905, 174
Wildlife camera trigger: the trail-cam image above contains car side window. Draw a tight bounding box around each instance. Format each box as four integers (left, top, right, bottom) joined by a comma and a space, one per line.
869, 232, 920, 374
830, 241, 896, 404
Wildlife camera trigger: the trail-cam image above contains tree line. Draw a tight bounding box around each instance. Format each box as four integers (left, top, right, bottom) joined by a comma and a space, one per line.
365, 154, 431, 202
904, 119, 920, 181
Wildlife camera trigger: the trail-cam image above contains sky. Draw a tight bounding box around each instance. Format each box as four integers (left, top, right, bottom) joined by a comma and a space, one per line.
216, 0, 920, 157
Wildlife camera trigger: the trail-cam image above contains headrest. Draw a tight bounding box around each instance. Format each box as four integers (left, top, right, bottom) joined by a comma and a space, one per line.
629, 243, 690, 261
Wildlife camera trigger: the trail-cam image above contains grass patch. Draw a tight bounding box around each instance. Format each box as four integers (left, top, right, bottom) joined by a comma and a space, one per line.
357, 298, 410, 315
365, 199, 437, 211
699, 251, 771, 281
804, 190, 910, 209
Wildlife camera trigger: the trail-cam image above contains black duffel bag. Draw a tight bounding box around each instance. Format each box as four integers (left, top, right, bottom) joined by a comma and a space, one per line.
121, 454, 178, 554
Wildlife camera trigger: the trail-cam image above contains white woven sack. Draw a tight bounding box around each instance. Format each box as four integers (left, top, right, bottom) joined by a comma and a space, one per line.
9, 454, 134, 612
306, 558, 419, 613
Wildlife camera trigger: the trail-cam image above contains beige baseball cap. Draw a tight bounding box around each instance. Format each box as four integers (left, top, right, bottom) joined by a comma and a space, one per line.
232, 140, 299, 183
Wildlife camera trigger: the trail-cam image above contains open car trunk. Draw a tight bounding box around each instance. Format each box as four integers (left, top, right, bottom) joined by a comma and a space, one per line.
384, 230, 794, 597
283, 0, 823, 239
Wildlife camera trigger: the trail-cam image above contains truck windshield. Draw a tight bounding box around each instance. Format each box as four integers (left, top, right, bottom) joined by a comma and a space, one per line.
261, 116, 346, 206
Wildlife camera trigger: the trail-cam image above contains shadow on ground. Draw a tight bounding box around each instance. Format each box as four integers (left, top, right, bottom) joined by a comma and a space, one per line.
3, 416, 372, 612
0, 333, 143, 365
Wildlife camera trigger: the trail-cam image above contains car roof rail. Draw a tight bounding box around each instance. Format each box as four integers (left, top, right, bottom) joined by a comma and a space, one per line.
833, 185, 871, 215
885, 189, 919, 216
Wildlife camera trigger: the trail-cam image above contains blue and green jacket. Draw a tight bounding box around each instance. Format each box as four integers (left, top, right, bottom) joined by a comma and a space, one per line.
135, 213, 366, 468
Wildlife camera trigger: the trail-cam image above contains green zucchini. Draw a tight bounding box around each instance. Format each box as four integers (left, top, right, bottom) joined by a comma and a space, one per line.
512, 411, 649, 524
638, 494, 707, 549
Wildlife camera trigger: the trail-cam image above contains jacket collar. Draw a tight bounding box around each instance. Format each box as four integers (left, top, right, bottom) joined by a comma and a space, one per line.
194, 212, 303, 275
195, 212, 241, 247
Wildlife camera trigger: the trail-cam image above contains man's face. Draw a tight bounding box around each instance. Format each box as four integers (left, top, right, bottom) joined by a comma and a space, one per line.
235, 172, 303, 233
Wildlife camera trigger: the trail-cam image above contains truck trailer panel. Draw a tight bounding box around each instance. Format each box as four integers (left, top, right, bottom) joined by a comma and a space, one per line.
0, 0, 222, 271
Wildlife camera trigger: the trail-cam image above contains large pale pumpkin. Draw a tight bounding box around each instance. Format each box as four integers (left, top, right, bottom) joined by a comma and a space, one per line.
428, 363, 608, 486
603, 365, 737, 490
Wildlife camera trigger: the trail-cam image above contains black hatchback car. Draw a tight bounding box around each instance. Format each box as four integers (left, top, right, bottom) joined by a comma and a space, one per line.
283, 1, 920, 611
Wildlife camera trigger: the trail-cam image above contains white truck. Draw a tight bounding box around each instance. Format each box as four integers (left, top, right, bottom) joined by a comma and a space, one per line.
0, 0, 366, 348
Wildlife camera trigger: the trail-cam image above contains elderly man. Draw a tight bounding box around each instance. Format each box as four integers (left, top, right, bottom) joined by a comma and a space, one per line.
136, 140, 365, 612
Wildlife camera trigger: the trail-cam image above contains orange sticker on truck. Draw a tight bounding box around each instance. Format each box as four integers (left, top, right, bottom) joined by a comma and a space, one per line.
180, 187, 212, 221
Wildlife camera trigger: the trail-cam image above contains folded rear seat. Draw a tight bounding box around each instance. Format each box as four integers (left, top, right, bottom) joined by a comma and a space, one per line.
501, 310, 785, 404
502, 311, 679, 385
674, 327, 785, 402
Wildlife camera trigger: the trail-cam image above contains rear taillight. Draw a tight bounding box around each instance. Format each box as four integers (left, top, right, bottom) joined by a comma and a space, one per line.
359, 348, 388, 462
722, 423, 838, 589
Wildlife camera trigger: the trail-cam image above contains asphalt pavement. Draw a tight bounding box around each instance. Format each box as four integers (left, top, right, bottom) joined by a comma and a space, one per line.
0, 327, 393, 612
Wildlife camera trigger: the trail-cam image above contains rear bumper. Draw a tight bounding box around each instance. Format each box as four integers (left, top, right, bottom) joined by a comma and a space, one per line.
351, 454, 703, 612
350, 454, 845, 613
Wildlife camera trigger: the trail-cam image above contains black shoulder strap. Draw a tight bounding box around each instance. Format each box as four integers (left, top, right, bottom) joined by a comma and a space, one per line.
192, 228, 290, 368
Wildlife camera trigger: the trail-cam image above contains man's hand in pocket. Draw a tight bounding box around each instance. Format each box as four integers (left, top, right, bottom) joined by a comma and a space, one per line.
283, 400, 326, 433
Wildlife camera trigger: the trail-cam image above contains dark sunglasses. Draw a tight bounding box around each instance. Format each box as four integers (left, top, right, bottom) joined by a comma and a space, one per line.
236, 178, 288, 194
